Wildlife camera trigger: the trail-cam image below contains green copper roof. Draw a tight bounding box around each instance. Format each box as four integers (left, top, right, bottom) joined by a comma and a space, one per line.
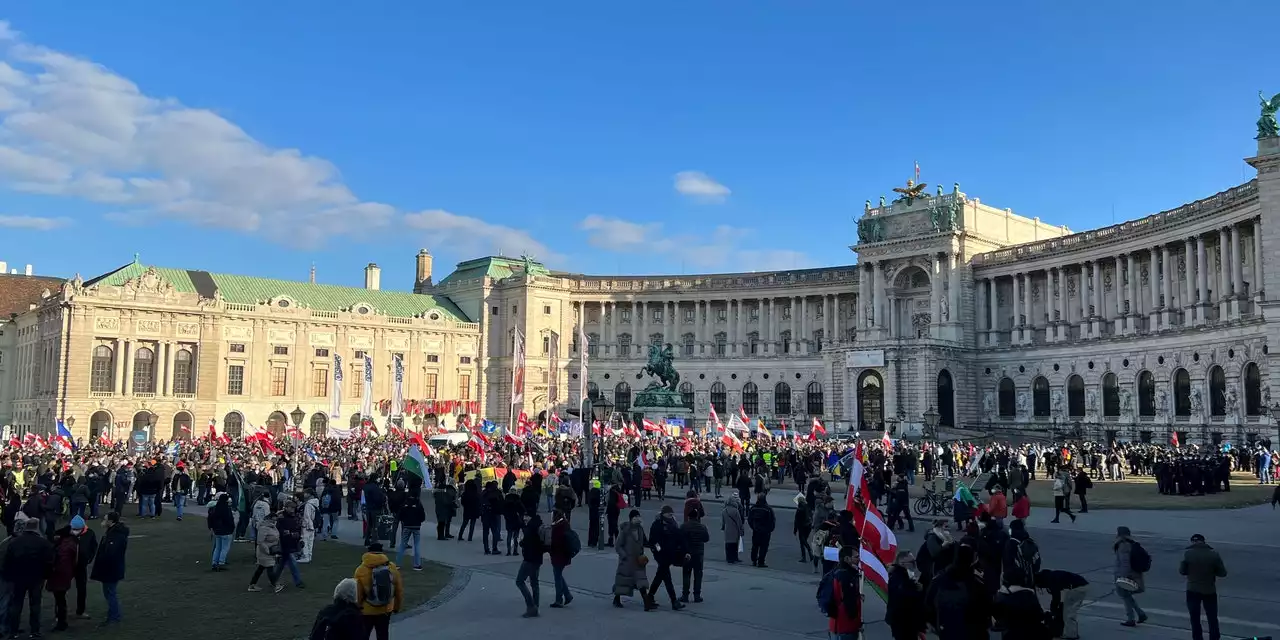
437, 255, 550, 286
86, 260, 472, 322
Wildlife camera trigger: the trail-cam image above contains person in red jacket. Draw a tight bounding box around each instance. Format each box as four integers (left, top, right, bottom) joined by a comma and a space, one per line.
988, 489, 1009, 525
822, 545, 862, 639
548, 509, 575, 608
1011, 490, 1031, 522
48, 523, 80, 631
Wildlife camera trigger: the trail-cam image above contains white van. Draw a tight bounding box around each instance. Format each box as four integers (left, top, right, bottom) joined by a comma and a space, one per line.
427, 432, 470, 449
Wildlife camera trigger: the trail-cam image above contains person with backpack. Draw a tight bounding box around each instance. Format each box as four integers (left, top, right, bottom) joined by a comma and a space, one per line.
516, 511, 546, 618
309, 578, 364, 640
354, 542, 404, 640
1114, 526, 1150, 627
816, 545, 862, 639
548, 508, 578, 608
1001, 519, 1041, 589
1037, 569, 1089, 640
394, 490, 426, 571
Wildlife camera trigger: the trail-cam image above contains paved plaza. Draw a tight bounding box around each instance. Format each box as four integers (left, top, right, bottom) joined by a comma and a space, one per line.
359, 489, 1280, 640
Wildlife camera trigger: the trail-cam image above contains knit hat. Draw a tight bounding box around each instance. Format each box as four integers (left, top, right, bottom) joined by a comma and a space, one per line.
1117, 526, 1131, 537
70, 515, 86, 531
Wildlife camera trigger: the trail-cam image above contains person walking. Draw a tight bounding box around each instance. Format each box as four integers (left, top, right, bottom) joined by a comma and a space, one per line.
90, 512, 129, 627
48, 523, 79, 632
747, 492, 776, 568
354, 542, 404, 640
207, 494, 236, 571
2, 518, 53, 637
248, 512, 284, 593
275, 502, 306, 588
70, 515, 97, 621
721, 494, 745, 564
679, 510, 709, 603
612, 509, 651, 610
1050, 465, 1076, 523
548, 508, 575, 608
395, 490, 426, 570
515, 512, 545, 618
1114, 526, 1149, 627
309, 578, 364, 640
646, 506, 686, 611
1179, 533, 1227, 640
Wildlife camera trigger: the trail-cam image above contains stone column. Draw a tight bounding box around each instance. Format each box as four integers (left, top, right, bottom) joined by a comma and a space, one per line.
987, 278, 998, 346
1112, 256, 1125, 335
122, 341, 134, 395
1011, 273, 1022, 344
949, 252, 961, 326
800, 296, 810, 354
1148, 248, 1160, 330
1055, 267, 1068, 341
931, 253, 944, 336
740, 298, 748, 353
1252, 218, 1264, 308
1218, 228, 1231, 320
700, 301, 709, 355
1161, 246, 1173, 328
1126, 253, 1138, 334
1023, 271, 1034, 343
789, 296, 798, 353
1077, 264, 1089, 338
160, 342, 173, 395
1196, 235, 1209, 325
1091, 261, 1104, 337
874, 262, 886, 335
975, 279, 987, 346
885, 357, 898, 422
766, 298, 776, 352
1184, 239, 1196, 325
114, 338, 126, 394
1230, 224, 1243, 319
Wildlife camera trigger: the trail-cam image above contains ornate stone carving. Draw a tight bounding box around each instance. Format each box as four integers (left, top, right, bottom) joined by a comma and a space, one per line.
175, 322, 199, 338
122, 267, 175, 299
135, 319, 161, 335
1016, 390, 1029, 416
982, 391, 995, 415
222, 325, 252, 341
93, 316, 119, 333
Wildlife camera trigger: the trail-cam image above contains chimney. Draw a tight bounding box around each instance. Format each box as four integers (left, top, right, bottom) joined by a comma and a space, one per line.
24, 264, 32, 276
414, 249, 433, 292
364, 263, 381, 290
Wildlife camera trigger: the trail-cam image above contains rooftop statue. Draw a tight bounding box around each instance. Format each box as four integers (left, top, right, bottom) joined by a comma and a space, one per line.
1258, 91, 1280, 139
892, 179, 927, 205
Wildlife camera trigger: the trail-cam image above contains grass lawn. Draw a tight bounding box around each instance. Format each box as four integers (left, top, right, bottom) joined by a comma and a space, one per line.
18, 515, 451, 640
899, 471, 1273, 510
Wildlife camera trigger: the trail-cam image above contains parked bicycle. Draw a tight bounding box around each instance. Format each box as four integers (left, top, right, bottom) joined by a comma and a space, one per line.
913, 482, 953, 516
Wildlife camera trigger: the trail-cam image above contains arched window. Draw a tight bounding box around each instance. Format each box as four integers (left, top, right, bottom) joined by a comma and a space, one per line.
742, 382, 759, 415
1245, 362, 1262, 416
1067, 375, 1085, 417
710, 382, 727, 415
173, 349, 194, 394
774, 382, 792, 415
859, 371, 885, 429
223, 412, 244, 440
310, 413, 329, 438
614, 382, 632, 413
1208, 365, 1226, 416
90, 346, 114, 393
806, 381, 824, 416
267, 411, 288, 437
936, 370, 954, 427
89, 410, 111, 440
680, 382, 694, 409
998, 378, 1016, 417
1138, 371, 1156, 416
1032, 377, 1050, 417
1174, 368, 1192, 416
131, 411, 154, 434
133, 347, 156, 393
682, 333, 695, 356
172, 412, 192, 440
780, 330, 792, 354
649, 333, 663, 347
1102, 373, 1119, 417
587, 382, 600, 400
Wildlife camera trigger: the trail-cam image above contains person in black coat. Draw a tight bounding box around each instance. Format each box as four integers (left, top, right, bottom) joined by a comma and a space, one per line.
70, 517, 98, 618
645, 506, 686, 611
502, 489, 526, 556
885, 553, 927, 640
90, 512, 129, 625
2, 518, 55, 635
1072, 469, 1093, 513
310, 578, 365, 640
394, 490, 427, 569
747, 493, 776, 568
457, 479, 480, 542
207, 494, 237, 571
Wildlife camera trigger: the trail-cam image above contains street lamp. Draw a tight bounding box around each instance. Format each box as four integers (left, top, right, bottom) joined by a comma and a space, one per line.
290, 406, 306, 433
289, 406, 306, 493
587, 393, 612, 551
922, 406, 940, 440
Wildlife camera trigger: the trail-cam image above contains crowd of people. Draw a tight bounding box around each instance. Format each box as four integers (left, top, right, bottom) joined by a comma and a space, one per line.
0, 424, 1269, 638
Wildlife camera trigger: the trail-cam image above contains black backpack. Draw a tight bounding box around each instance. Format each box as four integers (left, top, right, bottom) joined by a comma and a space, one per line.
1129, 541, 1152, 573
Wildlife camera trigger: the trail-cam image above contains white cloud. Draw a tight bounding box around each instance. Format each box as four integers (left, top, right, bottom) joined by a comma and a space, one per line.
0, 214, 71, 230
0, 22, 397, 247
578, 216, 811, 273
404, 209, 563, 264
674, 170, 730, 203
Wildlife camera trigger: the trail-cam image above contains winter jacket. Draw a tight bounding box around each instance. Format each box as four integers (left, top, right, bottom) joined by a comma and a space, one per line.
47, 531, 78, 592
1179, 541, 1227, 595
354, 552, 404, 615
1, 530, 54, 585
90, 523, 129, 583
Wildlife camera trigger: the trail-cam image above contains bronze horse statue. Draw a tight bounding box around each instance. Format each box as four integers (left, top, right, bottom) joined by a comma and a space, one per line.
642, 344, 680, 392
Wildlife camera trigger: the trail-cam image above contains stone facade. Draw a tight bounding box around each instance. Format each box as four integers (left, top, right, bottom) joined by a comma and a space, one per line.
6, 126, 1280, 449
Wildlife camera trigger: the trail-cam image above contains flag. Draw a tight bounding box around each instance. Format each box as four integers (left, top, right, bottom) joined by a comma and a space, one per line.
207, 419, 217, 441
642, 419, 663, 433
504, 431, 526, 446
755, 418, 773, 439
726, 413, 749, 433
846, 442, 897, 598
577, 319, 588, 411
409, 429, 433, 457
635, 450, 651, 468
1171, 431, 1180, 448
391, 353, 405, 419
511, 329, 526, 406
330, 354, 344, 419
402, 444, 432, 489
360, 354, 374, 423
226, 461, 248, 510
779, 419, 788, 439
881, 429, 892, 450
809, 417, 827, 440
860, 546, 890, 602
914, 160, 920, 184
708, 405, 723, 432
54, 419, 74, 454
721, 429, 744, 452
738, 405, 750, 424
98, 434, 112, 447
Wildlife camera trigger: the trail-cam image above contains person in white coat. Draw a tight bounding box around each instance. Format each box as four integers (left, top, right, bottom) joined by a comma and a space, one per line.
298, 491, 320, 563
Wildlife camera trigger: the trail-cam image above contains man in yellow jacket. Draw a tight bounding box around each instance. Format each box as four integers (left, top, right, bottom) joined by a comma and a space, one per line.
355, 542, 405, 640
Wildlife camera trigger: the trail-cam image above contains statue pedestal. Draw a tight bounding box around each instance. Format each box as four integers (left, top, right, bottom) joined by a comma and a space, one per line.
633, 386, 695, 431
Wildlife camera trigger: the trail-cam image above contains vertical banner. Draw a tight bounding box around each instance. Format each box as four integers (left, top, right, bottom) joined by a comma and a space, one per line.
330, 354, 344, 419
361, 353, 374, 424
391, 353, 405, 419
578, 320, 588, 404
511, 328, 526, 406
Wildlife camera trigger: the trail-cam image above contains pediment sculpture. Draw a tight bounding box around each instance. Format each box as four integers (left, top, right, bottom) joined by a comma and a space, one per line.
123, 267, 175, 299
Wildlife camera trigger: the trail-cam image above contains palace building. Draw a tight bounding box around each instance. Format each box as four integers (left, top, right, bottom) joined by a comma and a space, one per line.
5, 123, 1280, 447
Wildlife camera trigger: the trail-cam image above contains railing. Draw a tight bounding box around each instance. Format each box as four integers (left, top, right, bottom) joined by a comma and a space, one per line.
972, 180, 1258, 267
225, 303, 256, 312
388, 317, 412, 325
89, 391, 113, 398
174, 393, 195, 399
310, 310, 339, 319
134, 392, 156, 399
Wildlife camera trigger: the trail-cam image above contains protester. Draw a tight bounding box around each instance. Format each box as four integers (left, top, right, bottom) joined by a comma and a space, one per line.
817, 545, 863, 639
1179, 533, 1227, 640
1037, 569, 1088, 640
395, 490, 426, 570
310, 578, 365, 640
515, 511, 545, 618
679, 509, 709, 603
48, 522, 80, 631
89, 512, 128, 627
354, 542, 404, 640
747, 492, 776, 568
885, 551, 926, 640
1113, 526, 1149, 627
612, 509, 650, 610
548, 508, 575, 608
207, 494, 236, 571
2, 518, 53, 637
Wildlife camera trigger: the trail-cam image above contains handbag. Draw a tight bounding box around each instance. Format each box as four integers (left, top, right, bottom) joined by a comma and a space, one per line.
637, 554, 649, 567
1114, 577, 1139, 592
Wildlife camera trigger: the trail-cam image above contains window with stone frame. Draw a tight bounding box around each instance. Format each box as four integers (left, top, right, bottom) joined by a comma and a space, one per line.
742, 382, 760, 415
710, 382, 727, 415
774, 382, 792, 414
173, 349, 195, 394
90, 345, 114, 393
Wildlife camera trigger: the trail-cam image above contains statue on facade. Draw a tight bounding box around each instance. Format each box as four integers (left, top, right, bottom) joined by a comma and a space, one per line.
1225, 386, 1239, 416
1191, 388, 1204, 417
1086, 389, 1098, 415
857, 216, 886, 243
940, 298, 950, 322
641, 344, 680, 392
1052, 389, 1064, 416
1258, 91, 1280, 139
1120, 389, 1132, 417
892, 179, 928, 205
1264, 384, 1272, 408
1158, 388, 1169, 416
1016, 391, 1029, 416
982, 391, 995, 416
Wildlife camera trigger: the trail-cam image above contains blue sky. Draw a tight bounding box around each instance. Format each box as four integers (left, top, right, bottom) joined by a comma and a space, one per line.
0, 2, 1274, 289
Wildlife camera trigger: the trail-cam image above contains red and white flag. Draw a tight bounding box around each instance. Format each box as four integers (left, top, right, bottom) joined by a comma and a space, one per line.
642, 419, 663, 433
738, 405, 750, 424
721, 429, 744, 452
708, 405, 723, 432
808, 417, 827, 441
881, 429, 892, 450
635, 450, 651, 468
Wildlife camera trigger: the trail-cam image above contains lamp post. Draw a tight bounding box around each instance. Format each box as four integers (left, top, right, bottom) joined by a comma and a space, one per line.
1270, 402, 1280, 449
922, 406, 940, 440
589, 393, 612, 550
289, 406, 306, 492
